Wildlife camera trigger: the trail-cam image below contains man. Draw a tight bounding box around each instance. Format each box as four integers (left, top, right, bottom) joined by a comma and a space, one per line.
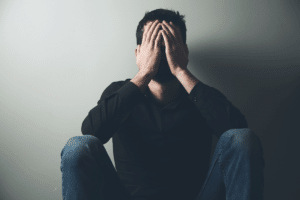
60, 8, 265, 200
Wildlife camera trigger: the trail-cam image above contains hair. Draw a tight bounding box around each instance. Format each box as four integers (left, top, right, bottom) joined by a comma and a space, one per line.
136, 8, 187, 46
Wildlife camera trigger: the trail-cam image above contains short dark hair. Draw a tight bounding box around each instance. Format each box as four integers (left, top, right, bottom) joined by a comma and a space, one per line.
136, 8, 187, 46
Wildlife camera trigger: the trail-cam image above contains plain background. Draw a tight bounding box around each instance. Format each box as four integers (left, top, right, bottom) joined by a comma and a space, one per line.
1, 0, 300, 199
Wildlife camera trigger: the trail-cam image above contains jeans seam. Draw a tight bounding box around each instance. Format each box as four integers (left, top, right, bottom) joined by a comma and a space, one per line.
218, 154, 227, 200
102, 155, 134, 200
196, 153, 220, 199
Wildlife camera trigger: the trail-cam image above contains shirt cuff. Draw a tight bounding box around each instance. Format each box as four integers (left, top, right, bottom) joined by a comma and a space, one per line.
188, 81, 206, 106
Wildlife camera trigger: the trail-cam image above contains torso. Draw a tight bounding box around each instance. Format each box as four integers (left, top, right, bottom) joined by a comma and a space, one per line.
146, 85, 185, 107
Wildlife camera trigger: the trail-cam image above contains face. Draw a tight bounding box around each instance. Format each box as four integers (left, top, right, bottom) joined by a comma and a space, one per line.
141, 21, 178, 84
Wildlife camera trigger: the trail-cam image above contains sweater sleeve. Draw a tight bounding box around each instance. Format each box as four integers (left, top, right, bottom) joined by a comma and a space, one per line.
188, 81, 248, 138
81, 79, 145, 144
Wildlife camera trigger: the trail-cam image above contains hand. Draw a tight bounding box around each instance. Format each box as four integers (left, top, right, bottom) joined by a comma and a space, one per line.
135, 20, 164, 76
160, 20, 189, 76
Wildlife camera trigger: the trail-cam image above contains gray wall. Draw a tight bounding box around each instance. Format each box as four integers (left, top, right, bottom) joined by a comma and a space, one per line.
0, 0, 299, 199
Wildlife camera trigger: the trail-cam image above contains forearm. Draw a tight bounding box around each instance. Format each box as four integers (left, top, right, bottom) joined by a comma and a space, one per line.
130, 71, 153, 94
177, 71, 248, 138
82, 79, 145, 144
175, 69, 200, 94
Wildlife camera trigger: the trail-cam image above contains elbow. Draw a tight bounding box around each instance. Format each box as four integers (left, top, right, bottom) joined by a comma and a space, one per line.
81, 116, 94, 136
81, 125, 111, 145
238, 114, 248, 129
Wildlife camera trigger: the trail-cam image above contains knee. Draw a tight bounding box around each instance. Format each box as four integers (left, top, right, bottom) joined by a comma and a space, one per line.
220, 128, 261, 152
60, 135, 101, 163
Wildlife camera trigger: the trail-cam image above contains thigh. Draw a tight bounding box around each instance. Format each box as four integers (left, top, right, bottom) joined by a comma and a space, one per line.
193, 149, 226, 200
61, 135, 134, 200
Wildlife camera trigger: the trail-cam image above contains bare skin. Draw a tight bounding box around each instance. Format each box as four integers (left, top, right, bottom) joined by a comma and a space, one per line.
135, 21, 188, 107
146, 79, 185, 107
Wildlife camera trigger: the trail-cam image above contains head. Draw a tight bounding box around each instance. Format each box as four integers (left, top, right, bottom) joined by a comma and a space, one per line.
135, 8, 187, 84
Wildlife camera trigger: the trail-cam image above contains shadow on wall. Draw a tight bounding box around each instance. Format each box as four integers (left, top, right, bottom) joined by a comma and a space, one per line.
188, 32, 300, 200
188, 2, 300, 197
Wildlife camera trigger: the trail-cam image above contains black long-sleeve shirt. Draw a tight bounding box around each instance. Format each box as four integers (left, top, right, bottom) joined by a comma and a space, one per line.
81, 78, 248, 200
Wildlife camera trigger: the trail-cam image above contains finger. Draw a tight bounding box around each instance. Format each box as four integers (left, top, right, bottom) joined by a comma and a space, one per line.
169, 21, 180, 35
155, 30, 163, 48
142, 21, 153, 45
162, 31, 171, 55
146, 20, 160, 43
161, 30, 169, 52
170, 21, 183, 41
151, 22, 162, 46
162, 21, 175, 42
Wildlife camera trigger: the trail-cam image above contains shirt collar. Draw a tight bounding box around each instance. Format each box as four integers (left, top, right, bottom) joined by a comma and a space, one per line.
144, 86, 188, 110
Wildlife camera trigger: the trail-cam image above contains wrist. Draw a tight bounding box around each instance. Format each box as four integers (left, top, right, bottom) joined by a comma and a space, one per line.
175, 69, 188, 78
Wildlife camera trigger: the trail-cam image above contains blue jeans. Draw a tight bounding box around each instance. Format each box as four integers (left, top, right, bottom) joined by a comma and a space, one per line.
60, 128, 265, 200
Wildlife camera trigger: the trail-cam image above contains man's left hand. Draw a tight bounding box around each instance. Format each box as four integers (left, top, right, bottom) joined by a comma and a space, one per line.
161, 20, 189, 76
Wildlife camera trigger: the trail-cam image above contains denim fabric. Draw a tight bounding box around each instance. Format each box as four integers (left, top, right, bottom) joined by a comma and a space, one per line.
60, 128, 265, 200
193, 128, 265, 200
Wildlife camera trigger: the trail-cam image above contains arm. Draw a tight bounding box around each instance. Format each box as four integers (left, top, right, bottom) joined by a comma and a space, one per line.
81, 72, 151, 144
160, 20, 247, 137
176, 69, 248, 138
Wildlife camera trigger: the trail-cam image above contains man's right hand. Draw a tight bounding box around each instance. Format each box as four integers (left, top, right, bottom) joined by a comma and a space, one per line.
135, 20, 164, 77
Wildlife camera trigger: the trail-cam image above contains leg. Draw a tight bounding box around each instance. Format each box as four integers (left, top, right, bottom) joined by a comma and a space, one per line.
60, 135, 134, 200
194, 128, 265, 200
